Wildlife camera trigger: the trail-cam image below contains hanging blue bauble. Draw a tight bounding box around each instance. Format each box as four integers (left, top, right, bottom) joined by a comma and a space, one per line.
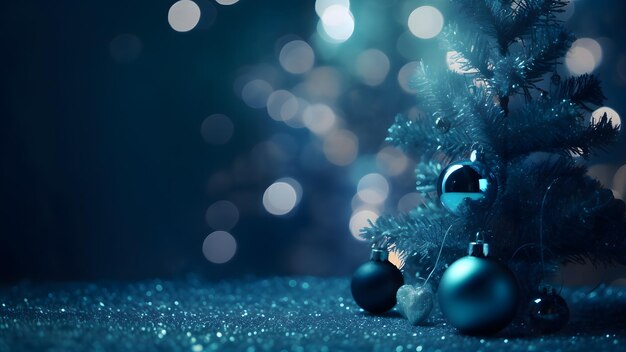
438, 238, 519, 335
528, 287, 569, 333
351, 249, 404, 314
436, 156, 496, 215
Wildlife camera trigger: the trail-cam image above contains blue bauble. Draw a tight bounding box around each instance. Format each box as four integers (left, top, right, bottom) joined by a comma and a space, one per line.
528, 289, 569, 333
351, 250, 404, 314
438, 255, 519, 335
437, 160, 496, 215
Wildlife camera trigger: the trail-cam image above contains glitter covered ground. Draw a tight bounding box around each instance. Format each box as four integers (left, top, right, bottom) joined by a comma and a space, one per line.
1, 277, 625, 351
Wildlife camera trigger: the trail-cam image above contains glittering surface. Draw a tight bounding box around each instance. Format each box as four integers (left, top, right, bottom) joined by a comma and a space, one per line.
1, 277, 625, 351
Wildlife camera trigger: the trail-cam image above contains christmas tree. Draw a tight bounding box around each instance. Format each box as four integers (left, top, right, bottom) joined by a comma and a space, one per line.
363, 0, 625, 300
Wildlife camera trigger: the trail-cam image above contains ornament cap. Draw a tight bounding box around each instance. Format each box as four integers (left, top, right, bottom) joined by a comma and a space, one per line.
370, 248, 389, 262
468, 232, 489, 257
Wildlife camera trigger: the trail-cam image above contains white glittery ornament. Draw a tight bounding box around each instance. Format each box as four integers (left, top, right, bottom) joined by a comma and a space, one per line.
396, 284, 434, 325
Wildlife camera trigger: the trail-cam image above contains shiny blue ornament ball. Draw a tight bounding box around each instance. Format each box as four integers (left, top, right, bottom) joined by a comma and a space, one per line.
528, 289, 569, 333
437, 160, 496, 215
438, 256, 519, 335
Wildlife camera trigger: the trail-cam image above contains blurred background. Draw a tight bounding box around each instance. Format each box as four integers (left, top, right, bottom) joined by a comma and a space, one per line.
1, 0, 625, 283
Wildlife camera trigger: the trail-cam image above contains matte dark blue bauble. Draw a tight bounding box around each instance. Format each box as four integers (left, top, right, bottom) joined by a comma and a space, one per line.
437, 160, 496, 215
528, 289, 569, 333
351, 256, 404, 314
438, 256, 519, 335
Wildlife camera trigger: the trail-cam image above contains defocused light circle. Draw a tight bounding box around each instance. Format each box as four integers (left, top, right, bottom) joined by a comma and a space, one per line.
201, 114, 234, 145
566, 38, 602, 75
323, 129, 359, 166
321, 5, 355, 42
215, 0, 239, 5
315, 0, 350, 17
263, 182, 298, 216
613, 164, 626, 198
267, 90, 299, 121
408, 6, 444, 39
241, 79, 273, 109
202, 231, 237, 264
168, 1, 201, 32
279, 40, 315, 74
303, 104, 337, 135
398, 61, 420, 93
376, 146, 408, 176
397, 192, 424, 212
592, 106, 621, 130
277, 177, 303, 206
446, 51, 479, 74
357, 173, 390, 205
356, 49, 391, 86
205, 200, 239, 230
349, 209, 379, 240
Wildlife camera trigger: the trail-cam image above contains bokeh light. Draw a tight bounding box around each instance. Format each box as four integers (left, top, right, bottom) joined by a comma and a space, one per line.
241, 79, 273, 109
216, 0, 239, 5
201, 114, 234, 145
357, 173, 390, 205
446, 51, 479, 74
356, 49, 391, 86
315, 0, 350, 17
279, 40, 315, 74
320, 5, 355, 42
277, 177, 303, 207
376, 146, 408, 176
388, 250, 405, 269
263, 181, 299, 216
300, 67, 344, 100
398, 61, 420, 93
109, 34, 142, 63
168, 1, 201, 33
566, 38, 603, 75
349, 209, 379, 240
202, 231, 237, 264
592, 106, 621, 130
613, 164, 626, 199
303, 104, 337, 135
397, 192, 424, 212
408, 6, 444, 39
323, 129, 358, 166
266, 90, 299, 122
205, 200, 240, 231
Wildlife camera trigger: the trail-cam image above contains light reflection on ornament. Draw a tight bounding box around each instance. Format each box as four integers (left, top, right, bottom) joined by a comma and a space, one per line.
357, 173, 390, 205
323, 129, 359, 166
408, 6, 444, 39
279, 40, 315, 74
168, 1, 201, 32
356, 49, 391, 86
202, 231, 237, 264
349, 209, 379, 240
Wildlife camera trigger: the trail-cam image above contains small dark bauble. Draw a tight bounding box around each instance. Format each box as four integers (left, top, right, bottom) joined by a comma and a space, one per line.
551, 73, 561, 85
528, 289, 569, 333
351, 253, 404, 314
435, 117, 451, 133
438, 256, 519, 335
437, 160, 496, 215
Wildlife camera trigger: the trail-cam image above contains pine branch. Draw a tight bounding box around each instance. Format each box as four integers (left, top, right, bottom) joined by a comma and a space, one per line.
524, 26, 574, 83
441, 25, 494, 78
556, 74, 606, 111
